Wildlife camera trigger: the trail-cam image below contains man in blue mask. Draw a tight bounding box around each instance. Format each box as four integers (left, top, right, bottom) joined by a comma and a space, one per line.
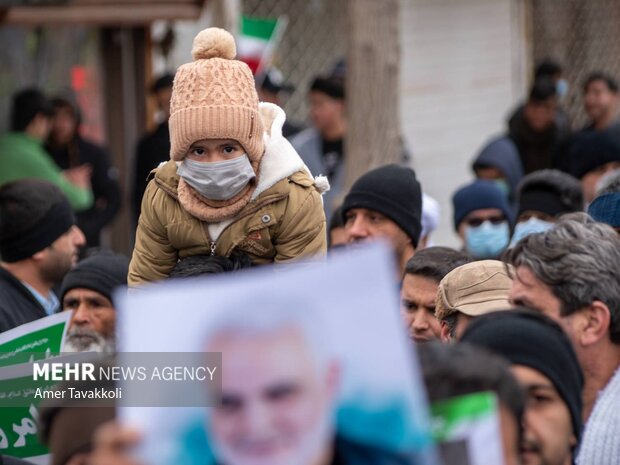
510, 169, 583, 247
452, 180, 513, 260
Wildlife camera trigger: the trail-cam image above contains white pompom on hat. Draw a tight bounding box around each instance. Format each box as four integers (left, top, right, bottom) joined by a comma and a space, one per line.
191, 27, 237, 60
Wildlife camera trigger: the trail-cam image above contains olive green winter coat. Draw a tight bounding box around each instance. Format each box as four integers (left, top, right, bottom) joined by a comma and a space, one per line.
128, 103, 327, 285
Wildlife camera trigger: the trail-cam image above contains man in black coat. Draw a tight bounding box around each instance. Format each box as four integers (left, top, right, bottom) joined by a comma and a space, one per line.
132, 73, 174, 226
0, 180, 85, 332
46, 96, 121, 248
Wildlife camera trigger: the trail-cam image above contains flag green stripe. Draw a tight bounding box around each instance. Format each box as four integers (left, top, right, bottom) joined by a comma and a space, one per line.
431, 391, 495, 424
241, 15, 278, 40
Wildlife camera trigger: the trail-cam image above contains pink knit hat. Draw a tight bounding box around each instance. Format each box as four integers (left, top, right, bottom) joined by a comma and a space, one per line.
169, 28, 265, 162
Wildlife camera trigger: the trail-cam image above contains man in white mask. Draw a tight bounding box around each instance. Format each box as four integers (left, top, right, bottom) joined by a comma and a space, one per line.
510, 169, 583, 247
129, 28, 328, 285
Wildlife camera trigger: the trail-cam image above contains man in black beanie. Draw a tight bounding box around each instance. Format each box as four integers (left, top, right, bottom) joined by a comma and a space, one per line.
567, 131, 620, 202
509, 169, 583, 246
341, 164, 422, 276
461, 309, 583, 465
0, 179, 86, 332
60, 251, 129, 352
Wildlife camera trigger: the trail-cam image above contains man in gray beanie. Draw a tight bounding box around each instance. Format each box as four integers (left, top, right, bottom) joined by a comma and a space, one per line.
342, 164, 422, 276
60, 251, 129, 352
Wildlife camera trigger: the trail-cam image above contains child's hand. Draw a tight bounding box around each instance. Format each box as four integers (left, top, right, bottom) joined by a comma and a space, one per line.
90, 420, 143, 465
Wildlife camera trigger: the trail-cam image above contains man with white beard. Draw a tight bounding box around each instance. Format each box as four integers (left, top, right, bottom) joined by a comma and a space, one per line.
60, 251, 129, 353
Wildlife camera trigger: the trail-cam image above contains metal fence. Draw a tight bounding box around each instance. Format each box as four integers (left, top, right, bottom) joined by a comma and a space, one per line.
531, 0, 620, 128
242, 0, 347, 124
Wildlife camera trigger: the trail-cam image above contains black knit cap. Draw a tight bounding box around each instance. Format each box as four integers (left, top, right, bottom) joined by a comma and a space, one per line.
60, 251, 129, 305
342, 164, 422, 247
568, 131, 620, 179
461, 309, 584, 442
310, 75, 345, 100
151, 73, 175, 93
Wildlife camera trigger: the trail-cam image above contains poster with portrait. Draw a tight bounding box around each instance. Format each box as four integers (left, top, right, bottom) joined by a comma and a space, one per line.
117, 243, 436, 465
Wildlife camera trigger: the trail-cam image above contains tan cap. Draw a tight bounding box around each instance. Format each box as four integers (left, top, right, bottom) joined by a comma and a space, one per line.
435, 260, 514, 321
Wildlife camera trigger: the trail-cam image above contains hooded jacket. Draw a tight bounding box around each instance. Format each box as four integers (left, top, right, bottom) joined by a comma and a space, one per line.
472, 136, 524, 205
128, 103, 328, 286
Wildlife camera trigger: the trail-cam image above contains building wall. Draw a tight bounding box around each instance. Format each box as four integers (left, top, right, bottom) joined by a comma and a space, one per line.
400, 0, 529, 247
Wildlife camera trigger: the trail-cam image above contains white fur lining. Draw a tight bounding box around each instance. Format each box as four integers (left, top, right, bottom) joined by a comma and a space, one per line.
208, 218, 234, 241
251, 102, 319, 200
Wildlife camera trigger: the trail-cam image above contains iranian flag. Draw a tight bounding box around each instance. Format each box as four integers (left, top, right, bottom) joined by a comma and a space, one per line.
237, 15, 287, 75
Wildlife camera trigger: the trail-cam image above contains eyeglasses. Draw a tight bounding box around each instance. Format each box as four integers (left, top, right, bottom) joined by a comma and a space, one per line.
465, 216, 506, 227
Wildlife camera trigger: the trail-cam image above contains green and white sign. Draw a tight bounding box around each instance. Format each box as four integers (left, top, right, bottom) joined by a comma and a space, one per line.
0, 312, 71, 367
0, 312, 71, 463
430, 391, 505, 465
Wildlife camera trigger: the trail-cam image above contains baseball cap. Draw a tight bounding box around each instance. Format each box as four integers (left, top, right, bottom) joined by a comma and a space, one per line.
435, 260, 513, 320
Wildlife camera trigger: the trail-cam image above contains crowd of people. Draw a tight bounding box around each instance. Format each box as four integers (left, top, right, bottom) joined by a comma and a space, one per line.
0, 25, 619, 465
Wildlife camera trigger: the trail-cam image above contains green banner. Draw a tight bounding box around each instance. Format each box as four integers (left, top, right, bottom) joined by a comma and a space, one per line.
0, 312, 71, 459
0, 367, 56, 458
430, 391, 496, 441
0, 312, 71, 367
429, 391, 504, 465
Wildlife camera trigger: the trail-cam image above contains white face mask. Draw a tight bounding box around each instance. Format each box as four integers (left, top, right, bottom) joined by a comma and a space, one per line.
177, 155, 256, 201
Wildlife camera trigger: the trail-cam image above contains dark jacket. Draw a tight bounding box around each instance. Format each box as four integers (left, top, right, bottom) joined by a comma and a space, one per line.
508, 105, 571, 174
290, 127, 344, 222
0, 267, 47, 333
47, 136, 121, 248
330, 436, 412, 465
132, 121, 171, 225
282, 120, 303, 139
563, 120, 620, 173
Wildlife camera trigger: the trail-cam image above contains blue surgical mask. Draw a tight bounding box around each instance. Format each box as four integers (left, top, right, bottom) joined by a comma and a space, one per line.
556, 79, 569, 98
465, 221, 510, 259
509, 217, 554, 247
177, 155, 256, 201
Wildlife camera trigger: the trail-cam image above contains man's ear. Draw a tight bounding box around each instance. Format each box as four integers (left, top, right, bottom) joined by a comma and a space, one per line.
31, 248, 48, 263
579, 301, 611, 347
440, 321, 451, 343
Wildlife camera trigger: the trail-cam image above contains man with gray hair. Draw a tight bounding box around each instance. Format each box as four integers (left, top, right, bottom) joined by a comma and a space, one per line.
507, 213, 620, 465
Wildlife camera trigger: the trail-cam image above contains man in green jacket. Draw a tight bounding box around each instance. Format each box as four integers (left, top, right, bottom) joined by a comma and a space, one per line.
0, 88, 93, 211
